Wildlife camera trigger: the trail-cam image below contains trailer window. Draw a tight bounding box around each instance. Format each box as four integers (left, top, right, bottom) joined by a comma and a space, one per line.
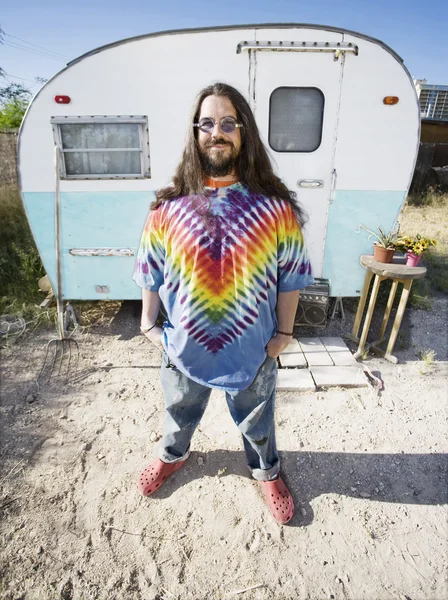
269, 88, 324, 152
51, 116, 150, 179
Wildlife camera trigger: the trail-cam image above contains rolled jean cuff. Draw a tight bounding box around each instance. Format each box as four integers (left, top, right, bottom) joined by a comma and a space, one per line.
158, 446, 190, 464
249, 460, 280, 482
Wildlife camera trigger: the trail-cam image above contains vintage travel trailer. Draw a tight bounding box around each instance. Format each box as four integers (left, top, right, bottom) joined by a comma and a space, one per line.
18, 23, 420, 306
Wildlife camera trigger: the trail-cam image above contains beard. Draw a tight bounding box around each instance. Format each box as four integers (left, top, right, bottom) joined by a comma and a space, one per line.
198, 138, 239, 178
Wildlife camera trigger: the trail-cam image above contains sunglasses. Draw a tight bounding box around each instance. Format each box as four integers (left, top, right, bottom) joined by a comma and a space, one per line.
193, 116, 243, 134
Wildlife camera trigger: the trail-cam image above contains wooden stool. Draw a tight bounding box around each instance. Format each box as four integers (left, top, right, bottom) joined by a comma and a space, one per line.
347, 255, 426, 364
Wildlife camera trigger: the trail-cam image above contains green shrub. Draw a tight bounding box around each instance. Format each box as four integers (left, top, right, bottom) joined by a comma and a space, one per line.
0, 183, 45, 314
0, 98, 28, 129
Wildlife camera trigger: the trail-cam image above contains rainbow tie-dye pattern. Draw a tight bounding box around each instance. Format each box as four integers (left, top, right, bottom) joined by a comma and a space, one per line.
133, 183, 313, 391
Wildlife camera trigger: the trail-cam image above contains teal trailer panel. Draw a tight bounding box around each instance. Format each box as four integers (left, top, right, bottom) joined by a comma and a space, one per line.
23, 191, 155, 300
24, 189, 407, 300
322, 190, 407, 296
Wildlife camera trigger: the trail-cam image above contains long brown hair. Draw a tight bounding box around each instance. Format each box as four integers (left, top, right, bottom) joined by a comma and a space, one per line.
153, 82, 307, 227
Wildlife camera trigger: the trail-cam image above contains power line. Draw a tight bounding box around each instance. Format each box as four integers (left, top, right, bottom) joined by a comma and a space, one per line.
3, 72, 31, 82
4, 40, 67, 62
5, 32, 70, 60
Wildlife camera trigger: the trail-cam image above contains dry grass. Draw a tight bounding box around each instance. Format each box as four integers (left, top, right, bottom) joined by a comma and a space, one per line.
407, 188, 447, 207
400, 196, 448, 242
418, 348, 437, 375
419, 348, 436, 365
75, 301, 123, 328
398, 194, 448, 296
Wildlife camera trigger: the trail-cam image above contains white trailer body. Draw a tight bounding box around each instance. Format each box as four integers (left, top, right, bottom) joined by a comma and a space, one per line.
18, 24, 420, 300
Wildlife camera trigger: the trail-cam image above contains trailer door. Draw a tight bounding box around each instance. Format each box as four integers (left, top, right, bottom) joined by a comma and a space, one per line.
249, 42, 352, 277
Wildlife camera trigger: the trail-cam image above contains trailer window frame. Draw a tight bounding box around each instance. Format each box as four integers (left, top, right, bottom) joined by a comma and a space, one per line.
51, 115, 151, 179
268, 87, 325, 153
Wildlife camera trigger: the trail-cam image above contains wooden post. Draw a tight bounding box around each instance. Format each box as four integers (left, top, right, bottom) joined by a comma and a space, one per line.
351, 270, 374, 340
378, 279, 399, 342
354, 274, 384, 358
384, 279, 413, 358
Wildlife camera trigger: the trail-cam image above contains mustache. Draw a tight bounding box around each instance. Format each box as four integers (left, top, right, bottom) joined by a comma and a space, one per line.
205, 138, 233, 148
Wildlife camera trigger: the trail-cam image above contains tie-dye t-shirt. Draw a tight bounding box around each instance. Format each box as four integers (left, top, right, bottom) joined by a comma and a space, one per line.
133, 182, 313, 391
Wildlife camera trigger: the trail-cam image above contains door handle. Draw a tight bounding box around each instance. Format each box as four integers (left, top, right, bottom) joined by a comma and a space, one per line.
297, 179, 324, 188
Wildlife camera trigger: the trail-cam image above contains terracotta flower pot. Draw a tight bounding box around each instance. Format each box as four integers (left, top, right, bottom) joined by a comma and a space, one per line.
373, 244, 395, 263
406, 250, 422, 267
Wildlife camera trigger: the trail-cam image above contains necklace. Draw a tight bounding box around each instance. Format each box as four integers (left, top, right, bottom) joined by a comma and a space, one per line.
204, 177, 239, 188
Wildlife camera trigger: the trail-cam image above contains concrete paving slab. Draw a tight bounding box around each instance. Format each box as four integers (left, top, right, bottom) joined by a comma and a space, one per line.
276, 369, 316, 391
298, 337, 334, 366
320, 336, 359, 366
278, 339, 307, 367
310, 366, 368, 389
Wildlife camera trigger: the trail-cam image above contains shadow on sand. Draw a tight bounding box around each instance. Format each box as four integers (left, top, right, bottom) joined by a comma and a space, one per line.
139, 449, 448, 527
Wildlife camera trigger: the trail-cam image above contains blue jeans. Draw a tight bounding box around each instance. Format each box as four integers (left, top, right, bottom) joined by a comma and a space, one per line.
158, 352, 279, 481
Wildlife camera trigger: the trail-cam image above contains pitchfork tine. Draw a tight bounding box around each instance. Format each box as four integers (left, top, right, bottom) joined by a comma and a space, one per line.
35, 147, 80, 389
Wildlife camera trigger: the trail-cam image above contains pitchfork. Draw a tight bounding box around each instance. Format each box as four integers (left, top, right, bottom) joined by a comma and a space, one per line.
37, 147, 79, 384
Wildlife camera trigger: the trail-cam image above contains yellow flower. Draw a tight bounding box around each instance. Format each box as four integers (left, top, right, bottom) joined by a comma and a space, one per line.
397, 233, 437, 255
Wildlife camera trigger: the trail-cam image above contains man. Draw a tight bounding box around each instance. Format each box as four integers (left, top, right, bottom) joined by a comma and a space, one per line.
133, 83, 313, 525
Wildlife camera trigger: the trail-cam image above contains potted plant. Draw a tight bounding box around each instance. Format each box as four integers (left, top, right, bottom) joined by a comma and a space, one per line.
358, 224, 399, 263
395, 234, 437, 267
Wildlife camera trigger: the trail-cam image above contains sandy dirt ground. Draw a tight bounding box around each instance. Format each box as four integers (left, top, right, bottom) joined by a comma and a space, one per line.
1, 297, 447, 600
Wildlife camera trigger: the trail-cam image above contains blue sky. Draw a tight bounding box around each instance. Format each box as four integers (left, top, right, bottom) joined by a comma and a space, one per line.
1, 0, 447, 95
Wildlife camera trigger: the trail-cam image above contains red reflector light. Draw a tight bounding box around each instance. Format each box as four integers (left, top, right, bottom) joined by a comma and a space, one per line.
383, 96, 399, 105
54, 95, 71, 104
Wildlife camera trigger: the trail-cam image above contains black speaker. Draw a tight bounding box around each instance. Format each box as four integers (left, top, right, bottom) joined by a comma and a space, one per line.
294, 278, 330, 328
